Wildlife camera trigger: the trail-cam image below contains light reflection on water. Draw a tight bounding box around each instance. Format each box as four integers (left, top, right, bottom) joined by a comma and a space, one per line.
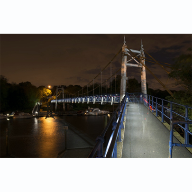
0, 115, 109, 158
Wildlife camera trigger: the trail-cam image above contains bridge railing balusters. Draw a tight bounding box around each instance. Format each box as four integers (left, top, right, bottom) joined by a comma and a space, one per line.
161, 99, 164, 123
169, 121, 192, 158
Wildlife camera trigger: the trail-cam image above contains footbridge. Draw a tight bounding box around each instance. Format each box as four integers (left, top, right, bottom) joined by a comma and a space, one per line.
47, 37, 192, 157
87, 93, 192, 158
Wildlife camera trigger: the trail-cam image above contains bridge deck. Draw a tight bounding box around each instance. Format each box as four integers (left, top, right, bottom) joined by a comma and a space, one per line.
122, 103, 192, 158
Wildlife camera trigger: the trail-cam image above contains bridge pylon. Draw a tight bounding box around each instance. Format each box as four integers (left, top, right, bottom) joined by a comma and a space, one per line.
120, 37, 147, 101
55, 86, 65, 111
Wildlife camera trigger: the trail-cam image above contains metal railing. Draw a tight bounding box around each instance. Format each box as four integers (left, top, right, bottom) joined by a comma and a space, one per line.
128, 93, 192, 156
51, 94, 121, 105
142, 94, 192, 132
169, 121, 192, 158
88, 95, 127, 158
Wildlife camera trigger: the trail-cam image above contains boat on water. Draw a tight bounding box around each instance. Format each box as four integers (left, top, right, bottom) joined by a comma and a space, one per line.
13, 112, 33, 119
84, 108, 109, 116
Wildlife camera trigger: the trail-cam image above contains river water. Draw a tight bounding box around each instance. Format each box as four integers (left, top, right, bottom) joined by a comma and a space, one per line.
0, 115, 110, 158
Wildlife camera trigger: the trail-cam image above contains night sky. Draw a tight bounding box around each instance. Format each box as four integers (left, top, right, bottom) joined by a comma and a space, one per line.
1, 34, 191, 91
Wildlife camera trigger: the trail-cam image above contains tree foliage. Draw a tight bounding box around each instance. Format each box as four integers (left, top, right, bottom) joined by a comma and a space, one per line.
0, 76, 52, 113
166, 48, 192, 131
37, 87, 52, 101
168, 48, 192, 94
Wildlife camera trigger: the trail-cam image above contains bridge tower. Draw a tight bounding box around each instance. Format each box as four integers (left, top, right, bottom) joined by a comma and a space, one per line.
140, 40, 147, 96
120, 37, 128, 101
120, 37, 147, 101
55, 86, 65, 111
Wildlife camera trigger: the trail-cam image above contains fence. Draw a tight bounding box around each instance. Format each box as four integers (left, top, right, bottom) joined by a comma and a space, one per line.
128, 93, 192, 157
169, 121, 192, 158
88, 95, 127, 158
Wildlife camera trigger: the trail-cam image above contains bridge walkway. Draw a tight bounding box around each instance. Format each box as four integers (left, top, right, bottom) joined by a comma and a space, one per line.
122, 103, 192, 158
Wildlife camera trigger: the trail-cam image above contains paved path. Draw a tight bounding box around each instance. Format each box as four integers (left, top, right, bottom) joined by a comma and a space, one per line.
122, 103, 192, 158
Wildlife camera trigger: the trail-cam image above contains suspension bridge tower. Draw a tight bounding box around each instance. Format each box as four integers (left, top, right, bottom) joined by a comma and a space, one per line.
120, 37, 147, 101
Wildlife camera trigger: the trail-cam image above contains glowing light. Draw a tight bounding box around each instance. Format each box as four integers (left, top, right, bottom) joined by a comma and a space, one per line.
48, 85, 51, 89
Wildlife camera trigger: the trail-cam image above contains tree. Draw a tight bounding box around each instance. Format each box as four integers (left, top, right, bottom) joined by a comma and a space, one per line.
37, 87, 52, 102
168, 48, 192, 94
0, 75, 9, 112
166, 48, 192, 132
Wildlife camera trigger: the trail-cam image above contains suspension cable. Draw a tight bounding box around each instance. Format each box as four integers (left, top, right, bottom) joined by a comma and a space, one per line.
127, 48, 175, 98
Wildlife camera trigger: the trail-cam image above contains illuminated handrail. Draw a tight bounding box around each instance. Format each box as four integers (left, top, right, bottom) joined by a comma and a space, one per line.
51, 94, 121, 105
88, 95, 127, 158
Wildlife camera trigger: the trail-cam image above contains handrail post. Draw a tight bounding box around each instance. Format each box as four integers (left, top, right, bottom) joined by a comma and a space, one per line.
185, 105, 189, 145
112, 141, 117, 158
156, 97, 158, 117
149, 95, 150, 110
152, 96, 154, 111
161, 99, 164, 122
170, 102, 173, 124
169, 121, 173, 158
118, 121, 122, 142
112, 121, 117, 158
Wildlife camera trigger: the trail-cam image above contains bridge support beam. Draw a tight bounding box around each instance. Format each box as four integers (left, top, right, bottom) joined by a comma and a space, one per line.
140, 41, 147, 96
120, 38, 147, 101
120, 40, 128, 102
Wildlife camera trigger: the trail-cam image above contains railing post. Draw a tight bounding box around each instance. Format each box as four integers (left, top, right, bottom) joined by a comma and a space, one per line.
155, 98, 158, 116
112, 121, 117, 158
152, 96, 154, 111
170, 102, 173, 124
112, 141, 117, 158
185, 105, 189, 145
161, 99, 164, 123
118, 122, 122, 142
149, 95, 150, 110
169, 121, 173, 158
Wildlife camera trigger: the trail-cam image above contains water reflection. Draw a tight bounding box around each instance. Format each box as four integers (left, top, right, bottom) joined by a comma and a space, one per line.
0, 115, 109, 158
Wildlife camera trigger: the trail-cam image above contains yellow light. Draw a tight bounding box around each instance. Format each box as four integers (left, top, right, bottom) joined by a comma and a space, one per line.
48, 85, 51, 89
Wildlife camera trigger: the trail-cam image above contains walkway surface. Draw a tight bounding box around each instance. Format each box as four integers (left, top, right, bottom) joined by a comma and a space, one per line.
122, 103, 192, 158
